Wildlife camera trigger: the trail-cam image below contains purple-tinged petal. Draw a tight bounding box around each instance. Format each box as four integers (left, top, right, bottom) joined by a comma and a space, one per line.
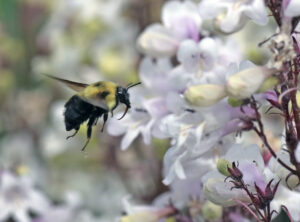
162, 0, 201, 41
285, 0, 300, 17
143, 97, 169, 119
177, 40, 201, 73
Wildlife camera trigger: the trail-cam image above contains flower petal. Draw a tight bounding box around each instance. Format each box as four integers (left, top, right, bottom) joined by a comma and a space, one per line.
198, 0, 225, 19
243, 0, 268, 25
285, 0, 300, 17
177, 40, 201, 73
162, 0, 201, 41
121, 128, 141, 150
218, 7, 245, 33
137, 24, 179, 57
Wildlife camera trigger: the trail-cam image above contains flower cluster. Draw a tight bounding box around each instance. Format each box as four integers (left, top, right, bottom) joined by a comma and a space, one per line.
108, 0, 300, 221
3, 0, 300, 221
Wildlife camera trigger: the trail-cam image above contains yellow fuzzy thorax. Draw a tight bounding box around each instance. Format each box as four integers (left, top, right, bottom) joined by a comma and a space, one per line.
78, 81, 118, 110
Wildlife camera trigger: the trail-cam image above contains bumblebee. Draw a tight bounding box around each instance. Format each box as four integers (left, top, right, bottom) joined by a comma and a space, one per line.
46, 75, 141, 151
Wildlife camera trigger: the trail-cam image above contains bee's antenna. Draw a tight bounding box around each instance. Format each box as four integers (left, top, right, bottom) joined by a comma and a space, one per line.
126, 82, 141, 90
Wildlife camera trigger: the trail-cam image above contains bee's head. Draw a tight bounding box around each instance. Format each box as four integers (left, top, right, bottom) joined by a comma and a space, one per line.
117, 87, 131, 108
116, 82, 141, 120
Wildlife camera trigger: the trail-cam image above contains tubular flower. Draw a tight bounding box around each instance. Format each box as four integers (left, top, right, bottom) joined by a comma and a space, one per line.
198, 0, 268, 33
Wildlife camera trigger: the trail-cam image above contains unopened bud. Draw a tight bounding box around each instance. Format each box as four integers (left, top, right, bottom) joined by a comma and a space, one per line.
227, 162, 243, 181
254, 179, 280, 207
185, 84, 226, 106
226, 67, 274, 99
251, 195, 266, 209
121, 212, 159, 222
217, 158, 231, 176
202, 201, 223, 220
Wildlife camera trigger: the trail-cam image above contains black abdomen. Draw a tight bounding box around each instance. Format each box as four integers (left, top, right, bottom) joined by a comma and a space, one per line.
64, 95, 94, 131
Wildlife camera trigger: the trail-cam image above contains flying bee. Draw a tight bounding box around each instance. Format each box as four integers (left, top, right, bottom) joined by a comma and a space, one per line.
46, 75, 141, 151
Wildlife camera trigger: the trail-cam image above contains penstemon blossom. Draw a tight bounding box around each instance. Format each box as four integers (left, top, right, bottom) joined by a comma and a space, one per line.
198, 0, 268, 33
106, 0, 300, 221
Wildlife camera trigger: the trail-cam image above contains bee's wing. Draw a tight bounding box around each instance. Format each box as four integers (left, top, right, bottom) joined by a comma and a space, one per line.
45, 74, 88, 92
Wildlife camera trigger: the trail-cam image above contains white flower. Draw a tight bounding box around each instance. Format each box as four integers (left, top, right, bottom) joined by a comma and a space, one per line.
139, 57, 172, 94
177, 40, 201, 73
176, 38, 242, 86
162, 0, 202, 41
161, 111, 241, 185
176, 37, 219, 73
202, 144, 269, 206
0, 170, 50, 222
268, 150, 300, 189
162, 122, 216, 185
199, 0, 268, 33
284, 0, 300, 17
137, 0, 202, 57
202, 143, 300, 220
107, 95, 169, 150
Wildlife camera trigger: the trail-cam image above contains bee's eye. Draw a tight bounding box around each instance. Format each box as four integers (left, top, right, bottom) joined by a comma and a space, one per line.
117, 88, 124, 95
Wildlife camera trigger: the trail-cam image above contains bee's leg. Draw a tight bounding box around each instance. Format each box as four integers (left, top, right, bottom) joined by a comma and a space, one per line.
81, 117, 95, 151
66, 126, 80, 140
101, 113, 108, 132
94, 117, 99, 126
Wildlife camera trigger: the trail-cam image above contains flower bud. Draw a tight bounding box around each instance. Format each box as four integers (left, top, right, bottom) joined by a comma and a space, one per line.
227, 162, 243, 181
121, 212, 159, 222
202, 201, 223, 220
251, 195, 266, 209
226, 67, 273, 99
185, 84, 226, 106
137, 24, 179, 57
217, 158, 231, 177
121, 206, 176, 222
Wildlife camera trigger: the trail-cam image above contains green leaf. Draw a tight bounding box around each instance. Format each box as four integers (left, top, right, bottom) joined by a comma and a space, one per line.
272, 207, 293, 222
